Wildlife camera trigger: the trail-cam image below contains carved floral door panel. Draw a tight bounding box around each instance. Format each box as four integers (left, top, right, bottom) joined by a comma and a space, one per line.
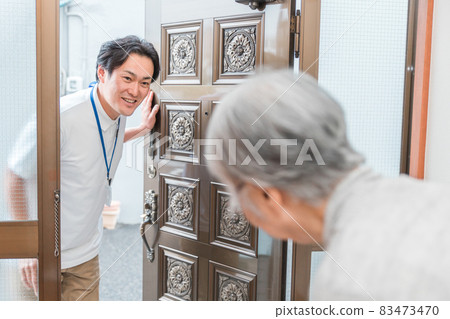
143, 0, 295, 301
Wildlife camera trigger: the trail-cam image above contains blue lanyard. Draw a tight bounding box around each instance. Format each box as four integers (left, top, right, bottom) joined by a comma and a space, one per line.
90, 87, 120, 186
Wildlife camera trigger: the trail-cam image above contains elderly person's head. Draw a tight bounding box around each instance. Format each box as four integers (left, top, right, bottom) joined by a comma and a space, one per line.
206, 69, 364, 243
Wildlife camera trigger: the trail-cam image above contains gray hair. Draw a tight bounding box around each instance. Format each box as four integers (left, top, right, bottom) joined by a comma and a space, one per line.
206, 69, 364, 204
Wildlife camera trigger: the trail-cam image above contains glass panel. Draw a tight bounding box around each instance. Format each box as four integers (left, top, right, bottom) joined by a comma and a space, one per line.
0, 0, 37, 221
317, 0, 409, 176
284, 240, 293, 300
0, 259, 39, 301
308, 251, 325, 299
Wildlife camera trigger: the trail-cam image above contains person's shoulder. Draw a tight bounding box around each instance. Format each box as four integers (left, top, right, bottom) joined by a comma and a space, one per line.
397, 173, 450, 190
377, 174, 450, 209
60, 88, 91, 115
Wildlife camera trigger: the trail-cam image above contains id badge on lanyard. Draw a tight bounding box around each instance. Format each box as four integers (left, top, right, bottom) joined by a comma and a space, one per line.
90, 87, 120, 206
105, 183, 113, 206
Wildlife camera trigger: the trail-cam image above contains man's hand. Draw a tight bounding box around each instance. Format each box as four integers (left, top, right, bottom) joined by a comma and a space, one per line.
19, 259, 38, 296
124, 90, 160, 142
140, 90, 160, 131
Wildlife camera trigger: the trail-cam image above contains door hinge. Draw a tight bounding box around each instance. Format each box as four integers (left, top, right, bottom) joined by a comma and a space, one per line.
290, 9, 301, 58
235, 0, 281, 11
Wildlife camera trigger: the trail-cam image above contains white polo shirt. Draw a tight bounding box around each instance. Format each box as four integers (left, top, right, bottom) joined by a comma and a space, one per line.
8, 85, 126, 269
7, 116, 38, 220
60, 85, 126, 269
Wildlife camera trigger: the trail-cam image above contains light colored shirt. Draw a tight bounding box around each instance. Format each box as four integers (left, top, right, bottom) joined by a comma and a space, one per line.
60, 85, 126, 269
8, 85, 126, 269
7, 116, 38, 220
312, 166, 450, 300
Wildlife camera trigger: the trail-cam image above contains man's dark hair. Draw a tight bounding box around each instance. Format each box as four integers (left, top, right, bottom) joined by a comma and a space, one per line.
95, 35, 160, 82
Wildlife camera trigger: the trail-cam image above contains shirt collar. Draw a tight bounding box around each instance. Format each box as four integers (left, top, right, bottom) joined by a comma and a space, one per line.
323, 165, 380, 243
92, 84, 120, 131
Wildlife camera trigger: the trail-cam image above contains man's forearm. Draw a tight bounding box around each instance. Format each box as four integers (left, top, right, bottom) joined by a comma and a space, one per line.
124, 126, 150, 143
5, 169, 29, 220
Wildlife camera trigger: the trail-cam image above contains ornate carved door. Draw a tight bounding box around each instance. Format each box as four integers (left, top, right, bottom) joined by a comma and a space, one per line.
142, 0, 295, 301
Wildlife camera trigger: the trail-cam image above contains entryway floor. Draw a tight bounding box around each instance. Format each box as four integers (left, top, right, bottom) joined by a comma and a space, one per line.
99, 223, 142, 301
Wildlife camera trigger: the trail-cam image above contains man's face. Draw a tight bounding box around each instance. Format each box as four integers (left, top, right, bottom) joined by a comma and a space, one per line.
235, 182, 323, 244
97, 53, 154, 118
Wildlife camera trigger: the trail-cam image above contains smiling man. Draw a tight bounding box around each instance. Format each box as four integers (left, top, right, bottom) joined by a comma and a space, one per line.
7, 35, 160, 300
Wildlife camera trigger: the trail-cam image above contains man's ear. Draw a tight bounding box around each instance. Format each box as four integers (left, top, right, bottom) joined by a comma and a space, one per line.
245, 183, 290, 219
97, 65, 106, 83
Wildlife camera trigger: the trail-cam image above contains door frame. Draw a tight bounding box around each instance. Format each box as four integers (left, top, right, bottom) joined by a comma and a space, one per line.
36, 0, 61, 300
0, 0, 60, 301
291, 0, 432, 300
408, 0, 434, 179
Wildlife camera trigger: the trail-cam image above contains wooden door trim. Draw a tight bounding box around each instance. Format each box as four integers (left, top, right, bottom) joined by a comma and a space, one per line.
409, 0, 434, 179
36, 0, 60, 301
299, 0, 321, 79
400, 0, 418, 174
290, 244, 321, 301
0, 222, 38, 258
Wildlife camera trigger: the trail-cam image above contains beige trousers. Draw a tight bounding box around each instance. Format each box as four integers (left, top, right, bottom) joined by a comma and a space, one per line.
61, 255, 100, 301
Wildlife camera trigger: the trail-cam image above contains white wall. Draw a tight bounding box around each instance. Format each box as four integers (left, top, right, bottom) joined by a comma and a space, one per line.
424, 0, 450, 183
62, 0, 146, 89
61, 0, 147, 223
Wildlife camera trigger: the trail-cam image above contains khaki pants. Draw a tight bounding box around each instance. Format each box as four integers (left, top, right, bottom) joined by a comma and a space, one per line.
61, 255, 100, 301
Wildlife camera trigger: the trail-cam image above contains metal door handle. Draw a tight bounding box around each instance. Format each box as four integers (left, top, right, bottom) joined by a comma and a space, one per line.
147, 136, 157, 179
140, 190, 158, 262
